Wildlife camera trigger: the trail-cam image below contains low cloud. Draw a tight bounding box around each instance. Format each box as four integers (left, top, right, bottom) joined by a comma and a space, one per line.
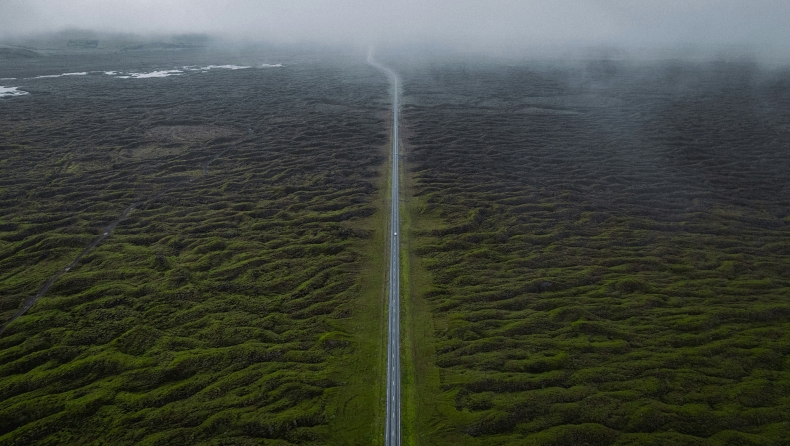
2, 0, 789, 56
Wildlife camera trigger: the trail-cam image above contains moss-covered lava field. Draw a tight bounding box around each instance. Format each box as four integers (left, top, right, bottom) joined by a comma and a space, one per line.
1, 48, 390, 445
3, 46, 790, 446
398, 59, 790, 445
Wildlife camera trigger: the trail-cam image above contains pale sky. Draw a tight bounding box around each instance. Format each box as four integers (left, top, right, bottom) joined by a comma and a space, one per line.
2, 0, 789, 53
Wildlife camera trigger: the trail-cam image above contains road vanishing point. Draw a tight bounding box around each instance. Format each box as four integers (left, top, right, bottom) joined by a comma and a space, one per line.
368, 53, 401, 446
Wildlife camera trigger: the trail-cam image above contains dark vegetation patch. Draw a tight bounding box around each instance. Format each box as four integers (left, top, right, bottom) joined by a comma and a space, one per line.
144, 125, 242, 143
401, 59, 790, 445
0, 48, 42, 59
0, 49, 388, 444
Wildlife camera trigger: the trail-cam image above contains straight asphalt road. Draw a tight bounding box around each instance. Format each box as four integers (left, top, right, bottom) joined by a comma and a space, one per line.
367, 52, 401, 446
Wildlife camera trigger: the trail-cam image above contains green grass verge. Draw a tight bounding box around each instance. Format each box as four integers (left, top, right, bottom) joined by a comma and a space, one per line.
326, 142, 388, 445
401, 139, 480, 446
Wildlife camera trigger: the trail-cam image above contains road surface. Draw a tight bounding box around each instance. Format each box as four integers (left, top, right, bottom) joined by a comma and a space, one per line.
368, 52, 401, 446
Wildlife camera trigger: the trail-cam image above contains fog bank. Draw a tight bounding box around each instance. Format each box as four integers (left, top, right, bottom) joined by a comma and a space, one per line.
2, 1, 789, 58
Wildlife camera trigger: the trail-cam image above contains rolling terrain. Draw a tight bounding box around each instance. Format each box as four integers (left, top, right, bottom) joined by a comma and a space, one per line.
4, 46, 790, 446
0, 49, 390, 445
400, 59, 790, 445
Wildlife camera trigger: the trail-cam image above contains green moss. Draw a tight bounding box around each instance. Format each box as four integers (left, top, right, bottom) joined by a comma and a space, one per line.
401, 61, 790, 444
0, 53, 390, 444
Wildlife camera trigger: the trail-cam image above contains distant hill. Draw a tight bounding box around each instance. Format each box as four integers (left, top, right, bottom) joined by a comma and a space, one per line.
67, 39, 99, 49
122, 42, 197, 51
0, 47, 42, 59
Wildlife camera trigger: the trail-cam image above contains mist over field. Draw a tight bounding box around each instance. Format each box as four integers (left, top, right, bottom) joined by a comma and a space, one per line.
2, 0, 790, 60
